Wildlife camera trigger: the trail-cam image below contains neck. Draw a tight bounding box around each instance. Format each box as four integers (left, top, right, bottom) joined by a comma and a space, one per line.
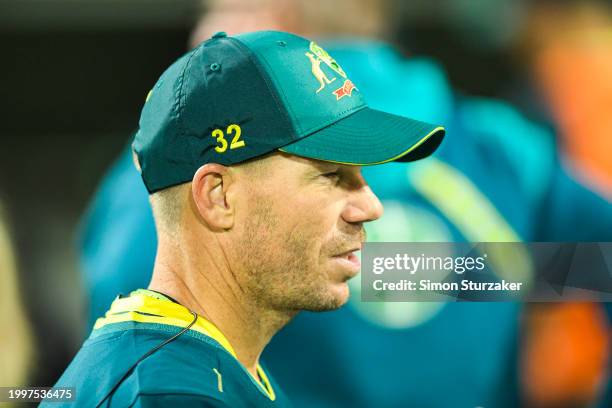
148, 238, 293, 377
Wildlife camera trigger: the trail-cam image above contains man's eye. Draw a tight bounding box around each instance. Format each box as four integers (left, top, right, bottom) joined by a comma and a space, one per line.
321, 171, 340, 179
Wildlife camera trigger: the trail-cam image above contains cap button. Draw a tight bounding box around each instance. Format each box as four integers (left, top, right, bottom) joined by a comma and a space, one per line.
211, 31, 227, 39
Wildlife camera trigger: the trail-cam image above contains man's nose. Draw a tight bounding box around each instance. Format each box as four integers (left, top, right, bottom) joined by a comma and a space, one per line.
342, 186, 384, 224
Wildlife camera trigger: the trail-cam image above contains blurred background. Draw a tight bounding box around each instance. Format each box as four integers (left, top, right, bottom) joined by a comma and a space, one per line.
1, 0, 611, 407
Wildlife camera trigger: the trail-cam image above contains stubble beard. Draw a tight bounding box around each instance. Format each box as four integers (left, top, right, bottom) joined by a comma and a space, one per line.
237, 198, 345, 314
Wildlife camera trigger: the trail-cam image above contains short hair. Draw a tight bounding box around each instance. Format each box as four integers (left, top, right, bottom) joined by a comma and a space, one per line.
148, 156, 272, 236
149, 183, 189, 237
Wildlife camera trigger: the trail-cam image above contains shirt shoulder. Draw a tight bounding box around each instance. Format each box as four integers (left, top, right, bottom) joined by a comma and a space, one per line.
55, 324, 288, 407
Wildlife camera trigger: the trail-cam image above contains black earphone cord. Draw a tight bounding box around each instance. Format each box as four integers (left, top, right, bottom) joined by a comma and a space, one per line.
95, 310, 199, 407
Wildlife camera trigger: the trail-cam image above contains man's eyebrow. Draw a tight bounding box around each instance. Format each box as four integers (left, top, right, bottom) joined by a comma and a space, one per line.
310, 161, 340, 172
299, 161, 339, 183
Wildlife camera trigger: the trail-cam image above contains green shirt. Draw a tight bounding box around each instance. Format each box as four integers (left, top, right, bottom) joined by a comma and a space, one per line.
43, 289, 290, 407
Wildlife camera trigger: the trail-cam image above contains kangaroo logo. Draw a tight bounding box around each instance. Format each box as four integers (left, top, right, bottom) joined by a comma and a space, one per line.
305, 42, 356, 99
305, 51, 336, 93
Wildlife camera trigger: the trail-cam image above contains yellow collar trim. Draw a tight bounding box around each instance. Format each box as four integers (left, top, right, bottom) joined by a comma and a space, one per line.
93, 290, 276, 401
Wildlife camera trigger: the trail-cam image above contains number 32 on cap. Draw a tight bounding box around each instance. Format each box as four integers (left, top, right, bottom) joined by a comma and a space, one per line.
211, 124, 246, 153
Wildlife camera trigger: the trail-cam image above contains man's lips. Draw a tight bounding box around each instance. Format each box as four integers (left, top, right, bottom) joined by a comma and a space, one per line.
333, 243, 362, 258
331, 248, 361, 275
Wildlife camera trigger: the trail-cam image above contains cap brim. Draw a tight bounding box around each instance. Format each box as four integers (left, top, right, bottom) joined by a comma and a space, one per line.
278, 107, 445, 165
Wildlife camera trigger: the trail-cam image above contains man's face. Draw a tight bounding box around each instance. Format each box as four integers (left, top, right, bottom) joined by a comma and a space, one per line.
228, 153, 383, 312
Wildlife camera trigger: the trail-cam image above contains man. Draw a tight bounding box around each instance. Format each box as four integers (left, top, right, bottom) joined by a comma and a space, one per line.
48, 30, 444, 407
79, 1, 612, 407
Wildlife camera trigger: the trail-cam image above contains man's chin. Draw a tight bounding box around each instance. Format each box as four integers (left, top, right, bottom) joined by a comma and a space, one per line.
331, 281, 351, 305
303, 282, 350, 312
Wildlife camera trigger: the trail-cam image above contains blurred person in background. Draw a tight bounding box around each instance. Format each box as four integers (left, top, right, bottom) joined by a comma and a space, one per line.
79, 0, 612, 407
522, 303, 611, 408
517, 0, 612, 198
0, 201, 33, 397
511, 3, 612, 406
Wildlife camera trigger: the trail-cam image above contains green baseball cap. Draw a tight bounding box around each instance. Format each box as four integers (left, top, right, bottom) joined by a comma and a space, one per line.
133, 30, 445, 193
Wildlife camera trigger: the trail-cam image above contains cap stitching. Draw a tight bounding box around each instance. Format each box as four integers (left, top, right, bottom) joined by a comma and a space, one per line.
277, 104, 368, 149
172, 52, 195, 125
174, 46, 203, 169
299, 103, 366, 137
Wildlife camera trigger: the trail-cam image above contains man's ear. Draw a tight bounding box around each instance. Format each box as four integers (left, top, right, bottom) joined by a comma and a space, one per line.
191, 164, 234, 230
